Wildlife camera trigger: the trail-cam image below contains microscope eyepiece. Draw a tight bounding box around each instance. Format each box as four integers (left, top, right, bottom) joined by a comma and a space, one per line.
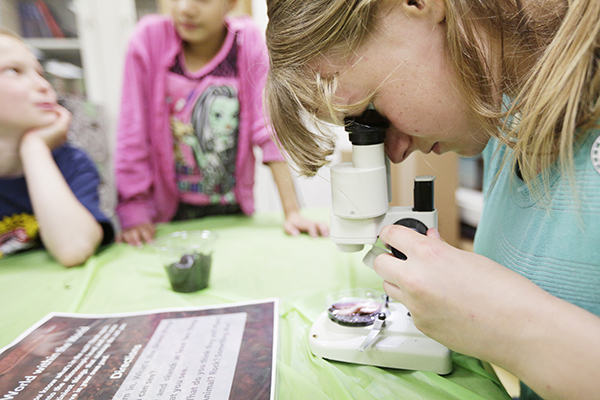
345, 109, 389, 146
413, 175, 435, 212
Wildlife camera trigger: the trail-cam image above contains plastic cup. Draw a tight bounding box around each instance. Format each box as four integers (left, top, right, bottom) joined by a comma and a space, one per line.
153, 230, 217, 293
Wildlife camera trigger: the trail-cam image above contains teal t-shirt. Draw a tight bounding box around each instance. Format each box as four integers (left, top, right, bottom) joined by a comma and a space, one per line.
474, 129, 600, 399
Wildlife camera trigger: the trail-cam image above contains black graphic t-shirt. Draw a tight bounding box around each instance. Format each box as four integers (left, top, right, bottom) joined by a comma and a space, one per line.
166, 39, 240, 207
0, 145, 114, 258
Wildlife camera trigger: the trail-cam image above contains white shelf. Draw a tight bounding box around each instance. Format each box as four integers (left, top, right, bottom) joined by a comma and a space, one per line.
25, 37, 81, 65
26, 41, 81, 72
1, 0, 82, 65
25, 37, 80, 50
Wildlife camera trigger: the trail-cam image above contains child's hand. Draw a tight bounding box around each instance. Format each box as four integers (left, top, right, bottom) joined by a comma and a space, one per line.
283, 211, 329, 238
117, 223, 156, 247
22, 105, 71, 150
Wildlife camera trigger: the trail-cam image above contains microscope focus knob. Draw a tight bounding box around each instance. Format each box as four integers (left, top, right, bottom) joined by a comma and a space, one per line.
390, 218, 429, 260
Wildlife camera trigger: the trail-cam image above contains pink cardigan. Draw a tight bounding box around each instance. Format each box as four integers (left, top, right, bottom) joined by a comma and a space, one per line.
115, 15, 284, 230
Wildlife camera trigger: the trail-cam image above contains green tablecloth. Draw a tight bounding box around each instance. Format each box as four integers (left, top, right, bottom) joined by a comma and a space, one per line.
0, 209, 510, 400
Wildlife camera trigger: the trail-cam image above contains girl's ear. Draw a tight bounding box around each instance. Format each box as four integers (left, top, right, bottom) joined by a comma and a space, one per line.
404, 0, 446, 24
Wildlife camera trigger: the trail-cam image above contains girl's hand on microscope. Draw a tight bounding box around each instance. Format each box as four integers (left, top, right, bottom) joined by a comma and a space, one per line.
375, 225, 600, 400
373, 224, 552, 366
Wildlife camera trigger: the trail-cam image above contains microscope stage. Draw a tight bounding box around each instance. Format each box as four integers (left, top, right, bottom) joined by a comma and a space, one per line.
308, 302, 452, 374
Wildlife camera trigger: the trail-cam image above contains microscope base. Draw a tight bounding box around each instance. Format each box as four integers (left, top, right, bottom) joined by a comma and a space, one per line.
308, 302, 452, 374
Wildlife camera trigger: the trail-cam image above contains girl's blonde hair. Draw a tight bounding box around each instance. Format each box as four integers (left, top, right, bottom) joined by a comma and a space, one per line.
265, 0, 600, 186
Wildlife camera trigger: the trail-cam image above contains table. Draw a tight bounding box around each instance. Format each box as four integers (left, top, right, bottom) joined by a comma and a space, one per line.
0, 209, 511, 400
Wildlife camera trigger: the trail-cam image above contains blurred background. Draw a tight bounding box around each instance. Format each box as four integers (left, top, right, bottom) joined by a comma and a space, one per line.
0, 0, 484, 249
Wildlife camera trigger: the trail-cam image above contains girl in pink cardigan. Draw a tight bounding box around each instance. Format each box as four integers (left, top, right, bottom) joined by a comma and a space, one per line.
115, 0, 328, 245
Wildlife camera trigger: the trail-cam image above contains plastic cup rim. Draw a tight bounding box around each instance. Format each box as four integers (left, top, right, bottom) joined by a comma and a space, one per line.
153, 230, 218, 252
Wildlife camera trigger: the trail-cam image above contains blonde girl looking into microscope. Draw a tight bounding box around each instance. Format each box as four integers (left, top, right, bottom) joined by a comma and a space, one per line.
264, 1, 600, 399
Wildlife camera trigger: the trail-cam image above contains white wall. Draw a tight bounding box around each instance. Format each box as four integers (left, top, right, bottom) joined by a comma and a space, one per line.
252, 150, 335, 213
253, 125, 350, 213
250, 1, 351, 212
251, 0, 268, 32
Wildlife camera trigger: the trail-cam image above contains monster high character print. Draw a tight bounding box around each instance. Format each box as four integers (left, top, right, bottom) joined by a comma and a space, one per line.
167, 72, 240, 206
166, 38, 241, 207
190, 84, 239, 195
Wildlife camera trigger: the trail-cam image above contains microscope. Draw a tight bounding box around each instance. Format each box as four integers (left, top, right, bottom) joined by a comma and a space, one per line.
308, 110, 452, 374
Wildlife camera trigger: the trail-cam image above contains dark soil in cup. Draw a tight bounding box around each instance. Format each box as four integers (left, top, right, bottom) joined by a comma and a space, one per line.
165, 253, 212, 293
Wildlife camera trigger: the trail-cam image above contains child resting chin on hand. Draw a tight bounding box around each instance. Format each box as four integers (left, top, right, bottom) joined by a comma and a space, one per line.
0, 28, 114, 267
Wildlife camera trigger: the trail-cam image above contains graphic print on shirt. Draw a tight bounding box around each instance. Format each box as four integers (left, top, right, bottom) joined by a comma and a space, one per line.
0, 213, 39, 258
169, 77, 240, 205
591, 133, 600, 176
191, 85, 239, 194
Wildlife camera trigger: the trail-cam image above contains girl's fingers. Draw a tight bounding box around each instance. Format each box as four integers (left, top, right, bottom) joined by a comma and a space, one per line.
378, 224, 426, 261
317, 222, 330, 237
382, 279, 405, 304
427, 227, 442, 240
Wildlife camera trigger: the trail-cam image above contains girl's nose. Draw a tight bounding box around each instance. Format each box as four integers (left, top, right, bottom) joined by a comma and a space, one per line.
32, 71, 54, 94
175, 0, 196, 15
36, 75, 52, 91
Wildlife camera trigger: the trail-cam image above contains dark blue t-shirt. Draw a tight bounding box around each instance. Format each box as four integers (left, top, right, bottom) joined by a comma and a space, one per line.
0, 144, 114, 257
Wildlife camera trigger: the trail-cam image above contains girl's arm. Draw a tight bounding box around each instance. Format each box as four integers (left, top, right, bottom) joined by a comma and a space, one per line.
238, 20, 328, 237
267, 161, 329, 237
20, 107, 103, 267
114, 19, 162, 232
374, 225, 600, 400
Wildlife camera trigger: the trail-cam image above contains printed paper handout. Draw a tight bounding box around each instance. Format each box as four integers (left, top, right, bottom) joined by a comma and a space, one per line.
0, 300, 277, 400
